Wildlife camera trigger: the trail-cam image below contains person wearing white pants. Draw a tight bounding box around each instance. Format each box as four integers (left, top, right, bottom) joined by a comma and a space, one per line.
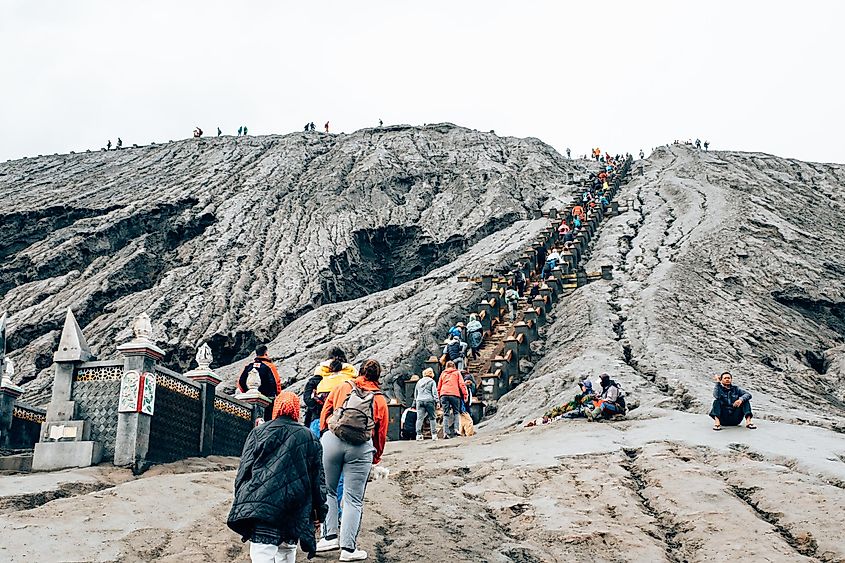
249, 542, 297, 563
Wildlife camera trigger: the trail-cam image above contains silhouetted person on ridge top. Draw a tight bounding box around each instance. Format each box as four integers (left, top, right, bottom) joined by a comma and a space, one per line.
217, 127, 222, 137
310, 122, 315, 131
243, 126, 248, 135
704, 140, 710, 151
566, 148, 571, 159
325, 121, 330, 133
106, 140, 112, 151
237, 126, 243, 136
378, 118, 383, 127
116, 138, 122, 149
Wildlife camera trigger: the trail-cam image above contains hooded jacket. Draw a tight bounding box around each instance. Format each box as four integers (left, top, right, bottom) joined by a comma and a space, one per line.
437, 367, 468, 400
237, 355, 282, 398
414, 375, 439, 404
320, 376, 389, 464
314, 360, 358, 394
227, 416, 327, 557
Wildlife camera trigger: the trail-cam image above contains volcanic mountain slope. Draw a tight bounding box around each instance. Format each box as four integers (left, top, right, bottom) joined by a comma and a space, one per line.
491, 144, 845, 429
0, 124, 590, 403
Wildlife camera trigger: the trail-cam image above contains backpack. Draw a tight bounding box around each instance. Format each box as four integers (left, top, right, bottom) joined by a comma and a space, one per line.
515, 270, 525, 284
447, 340, 463, 360
328, 382, 381, 445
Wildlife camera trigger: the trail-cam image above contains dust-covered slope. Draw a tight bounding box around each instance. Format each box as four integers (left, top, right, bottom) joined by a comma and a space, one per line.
492, 144, 845, 429
0, 124, 590, 403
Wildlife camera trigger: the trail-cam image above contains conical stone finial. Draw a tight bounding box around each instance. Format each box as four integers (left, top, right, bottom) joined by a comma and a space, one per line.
53, 308, 93, 362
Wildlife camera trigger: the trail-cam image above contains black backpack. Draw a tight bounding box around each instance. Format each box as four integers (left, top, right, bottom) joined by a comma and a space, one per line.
447, 341, 463, 360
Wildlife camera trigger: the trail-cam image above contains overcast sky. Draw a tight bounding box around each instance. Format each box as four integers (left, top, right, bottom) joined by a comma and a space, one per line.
2, 1, 843, 164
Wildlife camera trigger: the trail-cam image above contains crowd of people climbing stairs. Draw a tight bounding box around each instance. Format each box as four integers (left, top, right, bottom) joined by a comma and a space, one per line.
223, 147, 756, 562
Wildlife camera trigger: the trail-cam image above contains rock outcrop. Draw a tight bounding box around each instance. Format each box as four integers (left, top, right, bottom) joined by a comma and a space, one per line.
0, 124, 590, 403
491, 144, 845, 429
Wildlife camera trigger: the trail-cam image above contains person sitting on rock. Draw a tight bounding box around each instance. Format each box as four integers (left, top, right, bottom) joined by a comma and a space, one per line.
587, 374, 626, 421
466, 314, 483, 360
228, 392, 328, 563
710, 372, 755, 430
238, 345, 283, 419
545, 379, 596, 419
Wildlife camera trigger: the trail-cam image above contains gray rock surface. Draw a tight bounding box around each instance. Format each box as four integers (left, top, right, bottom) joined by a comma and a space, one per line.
0, 124, 590, 403
491, 144, 845, 429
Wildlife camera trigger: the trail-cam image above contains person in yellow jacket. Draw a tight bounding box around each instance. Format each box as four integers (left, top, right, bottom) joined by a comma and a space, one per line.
304, 347, 359, 436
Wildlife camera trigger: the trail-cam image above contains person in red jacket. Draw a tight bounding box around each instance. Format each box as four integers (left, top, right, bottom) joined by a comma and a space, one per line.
317, 359, 387, 561
437, 361, 468, 439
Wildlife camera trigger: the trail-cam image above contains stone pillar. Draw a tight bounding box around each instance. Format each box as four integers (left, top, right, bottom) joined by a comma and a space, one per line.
532, 298, 547, 326
601, 265, 613, 280
32, 309, 102, 472
567, 172, 574, 183
113, 313, 164, 470
0, 376, 22, 450
513, 323, 531, 354
491, 357, 508, 398
532, 209, 542, 219
481, 274, 494, 292
611, 201, 619, 215
549, 208, 558, 220
387, 402, 403, 441
404, 376, 419, 406
479, 307, 492, 334
504, 338, 520, 383
539, 288, 553, 312
522, 310, 540, 339
184, 343, 222, 457
424, 357, 442, 381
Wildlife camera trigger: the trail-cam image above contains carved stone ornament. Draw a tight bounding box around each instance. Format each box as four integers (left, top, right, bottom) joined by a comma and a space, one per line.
196, 342, 213, 370
131, 313, 154, 342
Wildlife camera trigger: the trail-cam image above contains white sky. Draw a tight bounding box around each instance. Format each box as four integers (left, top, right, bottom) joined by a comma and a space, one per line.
1, 1, 843, 164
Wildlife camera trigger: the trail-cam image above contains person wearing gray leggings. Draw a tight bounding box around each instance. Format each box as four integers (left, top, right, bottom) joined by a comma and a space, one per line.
316, 359, 388, 562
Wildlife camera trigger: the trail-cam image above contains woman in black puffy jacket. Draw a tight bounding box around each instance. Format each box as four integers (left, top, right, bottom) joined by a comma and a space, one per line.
228, 392, 328, 562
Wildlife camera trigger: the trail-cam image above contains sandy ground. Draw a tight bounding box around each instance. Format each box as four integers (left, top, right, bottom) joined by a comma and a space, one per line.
0, 413, 844, 563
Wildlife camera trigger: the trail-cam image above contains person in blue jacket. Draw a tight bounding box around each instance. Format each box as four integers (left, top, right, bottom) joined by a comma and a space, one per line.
710, 372, 756, 430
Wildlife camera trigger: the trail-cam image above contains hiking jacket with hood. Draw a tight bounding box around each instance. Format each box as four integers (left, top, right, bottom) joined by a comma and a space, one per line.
414, 375, 439, 404
314, 360, 358, 394
437, 368, 468, 400
227, 416, 327, 557
237, 355, 282, 398
320, 376, 389, 464
713, 383, 751, 408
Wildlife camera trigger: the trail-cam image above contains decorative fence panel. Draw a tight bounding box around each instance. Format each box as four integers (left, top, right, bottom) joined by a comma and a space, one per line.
146, 371, 202, 463
73, 362, 123, 460
211, 396, 252, 456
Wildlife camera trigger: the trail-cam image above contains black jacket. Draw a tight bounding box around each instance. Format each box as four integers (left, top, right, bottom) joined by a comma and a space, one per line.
237, 356, 281, 398
228, 417, 327, 556
303, 375, 322, 425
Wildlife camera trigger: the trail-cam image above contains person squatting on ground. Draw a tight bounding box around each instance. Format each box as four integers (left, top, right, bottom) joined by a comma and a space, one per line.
318, 359, 388, 561
414, 368, 439, 440
237, 345, 282, 420
586, 374, 626, 421
710, 372, 756, 430
437, 361, 468, 439
228, 392, 328, 563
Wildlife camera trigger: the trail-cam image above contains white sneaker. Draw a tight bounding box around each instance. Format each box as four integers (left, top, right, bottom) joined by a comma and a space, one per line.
339, 548, 368, 561
415, 435, 424, 441
316, 537, 339, 552
432, 435, 438, 441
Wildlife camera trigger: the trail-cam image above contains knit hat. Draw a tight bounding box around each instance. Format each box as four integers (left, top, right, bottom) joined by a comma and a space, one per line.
581, 379, 593, 391
272, 391, 301, 421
